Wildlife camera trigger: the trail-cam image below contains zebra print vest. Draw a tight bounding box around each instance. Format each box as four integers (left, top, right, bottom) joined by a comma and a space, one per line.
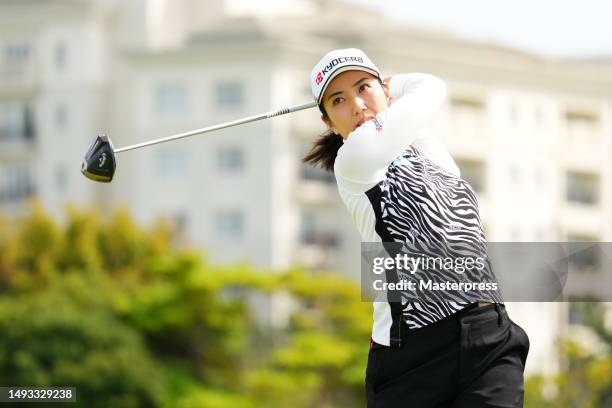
365, 146, 503, 346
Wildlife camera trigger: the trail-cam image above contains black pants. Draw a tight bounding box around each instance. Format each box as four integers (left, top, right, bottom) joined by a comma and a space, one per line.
366, 304, 530, 407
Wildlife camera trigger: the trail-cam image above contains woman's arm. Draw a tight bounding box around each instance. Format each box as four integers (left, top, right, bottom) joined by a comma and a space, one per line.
334, 73, 447, 190
388, 74, 459, 176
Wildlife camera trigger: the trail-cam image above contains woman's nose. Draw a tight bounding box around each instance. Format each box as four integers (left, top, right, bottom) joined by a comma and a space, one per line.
352, 97, 366, 114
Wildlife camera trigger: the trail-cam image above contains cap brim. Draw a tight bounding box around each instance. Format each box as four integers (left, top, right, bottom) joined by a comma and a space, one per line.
317, 65, 381, 105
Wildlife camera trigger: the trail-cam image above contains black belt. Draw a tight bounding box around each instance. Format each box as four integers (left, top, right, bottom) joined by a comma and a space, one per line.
371, 302, 503, 350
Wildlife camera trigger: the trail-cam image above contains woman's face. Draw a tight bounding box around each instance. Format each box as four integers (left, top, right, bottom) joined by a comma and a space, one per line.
321, 70, 390, 140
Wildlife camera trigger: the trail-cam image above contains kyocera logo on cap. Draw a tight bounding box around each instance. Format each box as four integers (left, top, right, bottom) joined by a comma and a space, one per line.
310, 48, 381, 105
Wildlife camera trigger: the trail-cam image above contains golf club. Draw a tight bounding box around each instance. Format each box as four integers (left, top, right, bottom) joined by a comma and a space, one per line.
81, 100, 317, 183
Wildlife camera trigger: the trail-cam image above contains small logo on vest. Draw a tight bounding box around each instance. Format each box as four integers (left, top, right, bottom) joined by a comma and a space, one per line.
407, 227, 420, 239
372, 117, 383, 132
392, 155, 403, 166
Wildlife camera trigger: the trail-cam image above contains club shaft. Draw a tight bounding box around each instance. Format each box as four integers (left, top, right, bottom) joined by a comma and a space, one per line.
113, 101, 317, 154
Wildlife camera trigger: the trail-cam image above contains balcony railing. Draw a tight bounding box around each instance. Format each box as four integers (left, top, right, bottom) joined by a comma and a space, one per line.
0, 58, 38, 90
0, 169, 36, 204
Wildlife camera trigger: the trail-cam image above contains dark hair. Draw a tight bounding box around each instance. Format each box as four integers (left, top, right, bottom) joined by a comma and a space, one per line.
302, 106, 343, 172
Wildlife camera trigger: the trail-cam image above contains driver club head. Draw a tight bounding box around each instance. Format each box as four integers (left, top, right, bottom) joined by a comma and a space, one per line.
80, 133, 116, 183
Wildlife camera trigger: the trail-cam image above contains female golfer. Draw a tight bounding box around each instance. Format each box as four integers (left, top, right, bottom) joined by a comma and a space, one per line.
304, 48, 530, 407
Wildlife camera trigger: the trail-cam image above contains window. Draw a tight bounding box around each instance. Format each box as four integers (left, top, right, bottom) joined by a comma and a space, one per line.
301, 162, 334, 183
568, 299, 603, 325
451, 97, 484, 110
54, 43, 67, 71
55, 103, 68, 129
300, 211, 317, 245
56, 165, 68, 192
456, 159, 486, 193
566, 171, 599, 205
567, 234, 599, 273
3, 43, 30, 66
217, 146, 244, 173
299, 209, 340, 248
0, 103, 23, 140
215, 209, 244, 240
566, 111, 598, 123
156, 148, 188, 178
155, 83, 188, 115
216, 81, 244, 110
566, 110, 599, 142
23, 104, 34, 140
173, 212, 188, 235
300, 144, 334, 183
0, 165, 34, 203
0, 102, 34, 141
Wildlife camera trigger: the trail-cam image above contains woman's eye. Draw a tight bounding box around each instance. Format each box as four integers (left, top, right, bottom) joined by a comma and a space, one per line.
332, 97, 344, 105
359, 83, 371, 92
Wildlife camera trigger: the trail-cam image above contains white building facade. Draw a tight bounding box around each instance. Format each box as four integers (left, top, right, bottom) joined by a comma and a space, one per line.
2, 0, 612, 376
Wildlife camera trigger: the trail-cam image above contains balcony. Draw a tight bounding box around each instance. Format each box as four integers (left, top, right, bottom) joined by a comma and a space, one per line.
294, 160, 337, 205
294, 181, 337, 206
0, 104, 36, 158
0, 62, 38, 93
294, 244, 330, 270
564, 171, 601, 222
561, 207, 602, 237
562, 111, 604, 169
0, 42, 37, 91
295, 205, 342, 270
295, 231, 340, 271
0, 165, 36, 205
0, 139, 36, 161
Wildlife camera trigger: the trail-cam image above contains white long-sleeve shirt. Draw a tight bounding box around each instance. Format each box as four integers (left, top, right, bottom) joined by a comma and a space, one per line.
334, 74, 502, 347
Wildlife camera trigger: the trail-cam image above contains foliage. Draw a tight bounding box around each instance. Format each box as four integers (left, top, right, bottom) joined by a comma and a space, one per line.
0, 203, 372, 407
3, 203, 612, 406
525, 302, 612, 408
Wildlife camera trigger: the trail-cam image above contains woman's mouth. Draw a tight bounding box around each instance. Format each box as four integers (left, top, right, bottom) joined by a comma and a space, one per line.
355, 117, 373, 130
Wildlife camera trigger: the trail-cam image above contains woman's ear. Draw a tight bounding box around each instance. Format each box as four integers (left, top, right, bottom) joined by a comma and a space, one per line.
382, 78, 392, 105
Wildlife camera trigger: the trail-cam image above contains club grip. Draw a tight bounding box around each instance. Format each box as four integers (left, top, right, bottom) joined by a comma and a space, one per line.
267, 101, 317, 118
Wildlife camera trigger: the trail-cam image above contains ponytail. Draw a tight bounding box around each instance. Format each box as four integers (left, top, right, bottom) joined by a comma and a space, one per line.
302, 107, 343, 172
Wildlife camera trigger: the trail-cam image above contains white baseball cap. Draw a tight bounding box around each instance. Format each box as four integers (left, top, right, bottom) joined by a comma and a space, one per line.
310, 48, 381, 105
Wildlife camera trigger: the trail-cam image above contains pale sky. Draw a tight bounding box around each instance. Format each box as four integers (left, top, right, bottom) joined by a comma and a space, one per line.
345, 0, 612, 59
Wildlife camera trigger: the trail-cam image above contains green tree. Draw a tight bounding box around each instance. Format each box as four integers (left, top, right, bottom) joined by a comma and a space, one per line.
0, 203, 374, 407
525, 302, 612, 408
0, 280, 166, 407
